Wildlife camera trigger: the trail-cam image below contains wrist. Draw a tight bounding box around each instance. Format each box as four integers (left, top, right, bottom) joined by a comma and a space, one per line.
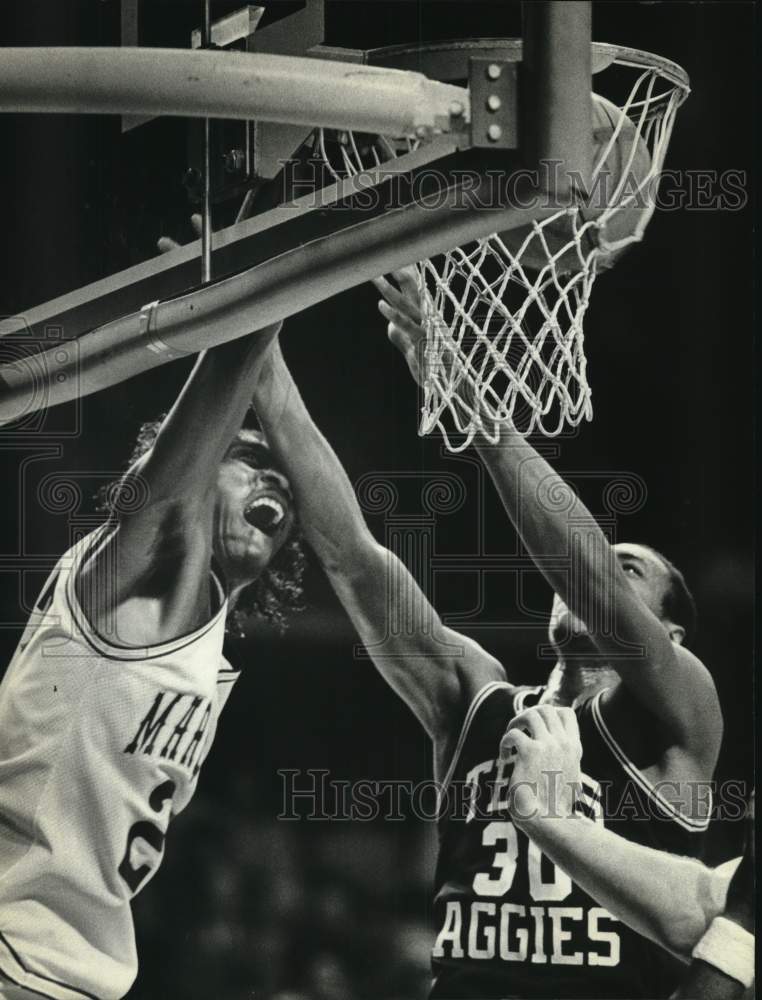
249, 332, 284, 386
511, 801, 576, 831
722, 906, 754, 936
691, 916, 755, 988
248, 322, 281, 359
513, 804, 580, 848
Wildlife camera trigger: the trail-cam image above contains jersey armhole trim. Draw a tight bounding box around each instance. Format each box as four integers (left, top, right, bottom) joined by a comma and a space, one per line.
66, 524, 229, 662
438, 681, 511, 806
0, 932, 101, 1000
591, 689, 712, 832
513, 685, 545, 715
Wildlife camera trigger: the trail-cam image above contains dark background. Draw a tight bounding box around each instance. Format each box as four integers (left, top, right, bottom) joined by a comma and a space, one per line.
0, 2, 754, 998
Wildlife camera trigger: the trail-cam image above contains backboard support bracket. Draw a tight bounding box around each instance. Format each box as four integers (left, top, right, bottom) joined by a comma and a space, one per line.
121, 2, 327, 214
468, 57, 519, 149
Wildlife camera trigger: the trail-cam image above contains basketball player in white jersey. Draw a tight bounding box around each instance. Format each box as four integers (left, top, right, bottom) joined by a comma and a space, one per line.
244, 269, 723, 997
0, 325, 303, 999
501, 705, 754, 998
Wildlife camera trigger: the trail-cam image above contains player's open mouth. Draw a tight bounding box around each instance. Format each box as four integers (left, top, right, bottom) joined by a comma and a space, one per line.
243, 494, 287, 536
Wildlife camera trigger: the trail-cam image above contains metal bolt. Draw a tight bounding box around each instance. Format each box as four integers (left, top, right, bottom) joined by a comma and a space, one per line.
449, 100, 465, 117
416, 125, 429, 139
487, 95, 502, 112
487, 123, 503, 142
487, 63, 502, 80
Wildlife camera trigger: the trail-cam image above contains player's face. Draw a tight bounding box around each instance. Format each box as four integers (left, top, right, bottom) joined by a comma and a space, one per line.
214, 430, 295, 584
548, 543, 672, 649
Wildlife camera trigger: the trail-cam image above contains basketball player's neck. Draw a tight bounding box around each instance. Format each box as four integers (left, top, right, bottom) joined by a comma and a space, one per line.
541, 660, 619, 706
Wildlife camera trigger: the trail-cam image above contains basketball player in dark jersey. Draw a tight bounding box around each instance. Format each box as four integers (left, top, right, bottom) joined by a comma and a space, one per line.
246, 267, 723, 999
500, 705, 753, 998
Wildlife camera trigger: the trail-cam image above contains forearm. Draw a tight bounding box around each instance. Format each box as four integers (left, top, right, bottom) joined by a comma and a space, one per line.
474, 427, 679, 677
475, 429, 619, 623
250, 340, 373, 570
142, 331, 279, 499
520, 813, 723, 959
379, 270, 633, 646
252, 343, 504, 734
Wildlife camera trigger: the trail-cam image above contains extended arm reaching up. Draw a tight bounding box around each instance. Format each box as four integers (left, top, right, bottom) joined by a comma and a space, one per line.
249, 337, 505, 773
377, 268, 721, 773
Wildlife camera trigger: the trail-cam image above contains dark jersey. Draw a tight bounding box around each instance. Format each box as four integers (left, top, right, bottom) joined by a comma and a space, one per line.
430, 681, 711, 999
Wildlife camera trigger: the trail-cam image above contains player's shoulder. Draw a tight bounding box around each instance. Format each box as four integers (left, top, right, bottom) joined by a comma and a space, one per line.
36, 522, 114, 610
455, 649, 510, 706
672, 641, 720, 695
601, 640, 722, 761
435, 680, 550, 790
59, 521, 114, 567
435, 676, 515, 787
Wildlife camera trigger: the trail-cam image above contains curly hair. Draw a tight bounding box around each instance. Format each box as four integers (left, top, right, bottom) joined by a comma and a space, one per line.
97, 416, 306, 636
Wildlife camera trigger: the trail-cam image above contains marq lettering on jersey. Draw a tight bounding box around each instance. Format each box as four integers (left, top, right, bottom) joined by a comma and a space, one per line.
123, 690, 213, 776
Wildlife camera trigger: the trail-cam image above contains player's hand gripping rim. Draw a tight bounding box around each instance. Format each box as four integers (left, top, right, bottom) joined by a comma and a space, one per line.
373, 267, 427, 387
374, 267, 482, 420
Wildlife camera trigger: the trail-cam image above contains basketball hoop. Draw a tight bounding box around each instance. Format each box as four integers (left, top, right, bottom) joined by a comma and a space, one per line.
318, 44, 689, 450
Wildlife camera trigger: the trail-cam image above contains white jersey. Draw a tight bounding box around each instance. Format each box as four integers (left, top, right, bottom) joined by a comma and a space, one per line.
0, 523, 239, 1000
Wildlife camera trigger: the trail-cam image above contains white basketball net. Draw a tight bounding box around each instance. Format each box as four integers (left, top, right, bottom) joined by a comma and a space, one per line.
317, 59, 688, 451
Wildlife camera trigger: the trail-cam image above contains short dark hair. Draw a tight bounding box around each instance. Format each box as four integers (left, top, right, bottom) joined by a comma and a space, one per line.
643, 546, 698, 646
98, 416, 306, 636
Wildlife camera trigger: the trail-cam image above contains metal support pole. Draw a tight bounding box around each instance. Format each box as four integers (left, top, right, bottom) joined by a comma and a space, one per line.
201, 0, 212, 284
522, 1, 592, 199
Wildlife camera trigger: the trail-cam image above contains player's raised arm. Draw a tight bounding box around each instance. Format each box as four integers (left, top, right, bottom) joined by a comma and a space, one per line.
121, 217, 289, 516
77, 320, 285, 645
501, 707, 749, 974
474, 423, 722, 758
76, 211, 304, 647
249, 337, 505, 764
377, 268, 721, 768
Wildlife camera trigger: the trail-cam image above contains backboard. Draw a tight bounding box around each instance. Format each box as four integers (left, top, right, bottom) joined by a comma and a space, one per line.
0, 1, 687, 442
0, 1, 593, 333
